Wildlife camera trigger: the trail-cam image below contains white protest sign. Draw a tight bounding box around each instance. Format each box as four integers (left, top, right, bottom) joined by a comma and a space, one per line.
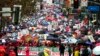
88, 35, 95, 42
81, 0, 88, 7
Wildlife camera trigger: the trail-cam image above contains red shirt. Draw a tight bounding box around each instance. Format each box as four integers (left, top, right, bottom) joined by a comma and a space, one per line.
9, 51, 16, 56
26, 47, 29, 56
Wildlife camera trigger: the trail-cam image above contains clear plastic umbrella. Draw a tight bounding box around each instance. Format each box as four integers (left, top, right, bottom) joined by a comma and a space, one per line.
93, 46, 100, 55
64, 37, 77, 44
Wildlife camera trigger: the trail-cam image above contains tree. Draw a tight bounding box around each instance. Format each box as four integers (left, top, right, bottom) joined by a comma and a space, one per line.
19, 0, 37, 15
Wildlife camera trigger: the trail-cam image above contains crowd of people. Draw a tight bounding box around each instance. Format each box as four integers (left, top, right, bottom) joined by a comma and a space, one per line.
0, 1, 100, 56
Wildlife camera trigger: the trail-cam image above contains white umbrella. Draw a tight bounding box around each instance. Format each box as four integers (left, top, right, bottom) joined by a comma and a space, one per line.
2, 39, 6, 43
64, 37, 77, 44
21, 29, 29, 35
93, 46, 100, 55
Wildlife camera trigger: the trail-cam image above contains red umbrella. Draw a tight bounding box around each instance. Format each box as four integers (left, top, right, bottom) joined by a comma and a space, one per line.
46, 16, 55, 21
9, 50, 16, 56
0, 46, 5, 56
0, 46, 5, 52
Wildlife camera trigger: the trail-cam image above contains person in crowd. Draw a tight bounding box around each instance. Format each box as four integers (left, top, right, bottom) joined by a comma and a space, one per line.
25, 46, 29, 56
9, 49, 16, 56
74, 47, 80, 56
38, 48, 51, 56
80, 45, 84, 56
0, 44, 6, 56
87, 46, 92, 56
81, 46, 89, 56
59, 44, 65, 56
68, 44, 72, 56
38, 50, 44, 56
14, 46, 18, 56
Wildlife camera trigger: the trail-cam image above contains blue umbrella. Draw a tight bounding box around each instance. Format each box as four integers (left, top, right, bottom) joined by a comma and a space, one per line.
85, 41, 92, 45
47, 36, 60, 41
41, 20, 49, 26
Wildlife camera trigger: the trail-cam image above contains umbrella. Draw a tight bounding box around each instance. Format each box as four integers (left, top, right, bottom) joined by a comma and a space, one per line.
0, 46, 5, 52
47, 37, 60, 41
41, 20, 49, 26
36, 30, 46, 34
93, 46, 100, 55
64, 37, 77, 44
76, 39, 84, 44
49, 33, 58, 37
46, 35, 60, 41
96, 30, 100, 35
46, 16, 55, 21
21, 29, 29, 35
96, 43, 100, 46
85, 41, 92, 45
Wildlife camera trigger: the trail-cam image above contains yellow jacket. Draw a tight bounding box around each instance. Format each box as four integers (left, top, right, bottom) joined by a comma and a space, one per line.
74, 50, 79, 56
44, 51, 49, 56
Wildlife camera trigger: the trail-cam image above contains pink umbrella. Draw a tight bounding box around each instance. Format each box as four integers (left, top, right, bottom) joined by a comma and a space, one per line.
96, 43, 100, 46
0, 46, 5, 52
46, 16, 55, 21
0, 46, 5, 56
95, 30, 100, 35
60, 16, 64, 19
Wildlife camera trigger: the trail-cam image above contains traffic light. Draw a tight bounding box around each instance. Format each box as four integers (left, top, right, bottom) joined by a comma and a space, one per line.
73, 0, 79, 9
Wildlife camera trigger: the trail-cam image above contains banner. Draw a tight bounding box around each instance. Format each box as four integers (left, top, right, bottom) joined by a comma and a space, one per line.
18, 47, 38, 55
18, 47, 68, 56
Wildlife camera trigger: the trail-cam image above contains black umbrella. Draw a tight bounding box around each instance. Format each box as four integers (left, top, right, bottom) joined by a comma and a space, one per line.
49, 33, 59, 38
47, 35, 60, 41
